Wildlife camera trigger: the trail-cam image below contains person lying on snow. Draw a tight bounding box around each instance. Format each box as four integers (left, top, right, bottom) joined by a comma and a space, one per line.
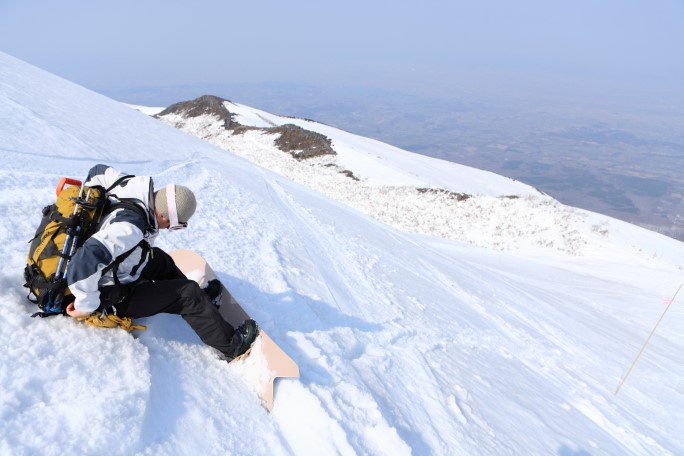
65, 164, 258, 361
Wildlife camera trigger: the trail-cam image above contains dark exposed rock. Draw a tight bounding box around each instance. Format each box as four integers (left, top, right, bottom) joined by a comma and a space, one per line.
323, 164, 360, 181
339, 169, 360, 181
269, 124, 336, 160
155, 95, 236, 129
230, 125, 262, 136
417, 188, 470, 201
157, 95, 337, 160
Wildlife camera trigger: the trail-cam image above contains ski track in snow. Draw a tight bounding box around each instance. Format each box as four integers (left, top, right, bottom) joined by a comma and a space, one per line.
2, 52, 684, 455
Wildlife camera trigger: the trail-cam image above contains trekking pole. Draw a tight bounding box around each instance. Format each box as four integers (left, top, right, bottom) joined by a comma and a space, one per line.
67, 188, 92, 259
615, 283, 682, 396
44, 179, 84, 314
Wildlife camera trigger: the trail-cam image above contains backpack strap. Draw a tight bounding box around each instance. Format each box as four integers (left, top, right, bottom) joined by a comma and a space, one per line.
102, 239, 150, 286
108, 198, 155, 234
88, 175, 155, 286
103, 174, 136, 193
100, 174, 156, 235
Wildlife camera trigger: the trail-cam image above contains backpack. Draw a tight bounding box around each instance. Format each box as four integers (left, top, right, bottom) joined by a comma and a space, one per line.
23, 175, 154, 317
24, 178, 106, 317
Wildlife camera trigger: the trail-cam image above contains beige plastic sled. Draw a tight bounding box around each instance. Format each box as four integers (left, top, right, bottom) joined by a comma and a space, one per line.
169, 249, 300, 412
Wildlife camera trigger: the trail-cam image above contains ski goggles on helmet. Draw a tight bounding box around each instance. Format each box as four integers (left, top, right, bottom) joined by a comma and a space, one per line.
166, 183, 188, 231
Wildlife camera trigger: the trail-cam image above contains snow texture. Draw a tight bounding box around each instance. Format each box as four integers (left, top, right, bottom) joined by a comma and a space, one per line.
1, 51, 683, 455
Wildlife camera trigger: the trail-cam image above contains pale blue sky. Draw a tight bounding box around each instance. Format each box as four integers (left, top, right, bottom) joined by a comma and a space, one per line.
1, 0, 682, 101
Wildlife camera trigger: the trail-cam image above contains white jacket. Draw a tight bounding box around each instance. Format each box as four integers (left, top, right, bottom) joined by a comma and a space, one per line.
66, 165, 158, 312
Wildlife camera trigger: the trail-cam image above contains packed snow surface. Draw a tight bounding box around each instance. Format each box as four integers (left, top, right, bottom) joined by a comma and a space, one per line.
1, 52, 683, 455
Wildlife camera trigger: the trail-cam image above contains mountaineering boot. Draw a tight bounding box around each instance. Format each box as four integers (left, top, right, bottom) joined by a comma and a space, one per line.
232, 319, 259, 359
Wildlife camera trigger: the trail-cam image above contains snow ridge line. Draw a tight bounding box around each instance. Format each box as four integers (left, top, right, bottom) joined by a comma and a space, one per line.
155, 110, 610, 257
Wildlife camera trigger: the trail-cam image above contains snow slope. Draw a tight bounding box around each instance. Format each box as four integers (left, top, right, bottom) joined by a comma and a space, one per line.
1, 51, 684, 455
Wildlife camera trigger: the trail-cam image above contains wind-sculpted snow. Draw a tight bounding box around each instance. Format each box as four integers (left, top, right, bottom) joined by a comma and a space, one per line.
2, 52, 684, 455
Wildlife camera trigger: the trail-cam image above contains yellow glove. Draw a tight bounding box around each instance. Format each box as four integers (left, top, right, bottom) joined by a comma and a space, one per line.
78, 312, 146, 331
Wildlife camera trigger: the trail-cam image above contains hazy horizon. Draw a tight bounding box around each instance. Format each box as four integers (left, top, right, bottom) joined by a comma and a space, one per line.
1, 1, 682, 99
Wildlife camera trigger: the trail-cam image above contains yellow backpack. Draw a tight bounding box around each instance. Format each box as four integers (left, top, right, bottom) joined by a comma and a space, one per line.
24, 178, 105, 317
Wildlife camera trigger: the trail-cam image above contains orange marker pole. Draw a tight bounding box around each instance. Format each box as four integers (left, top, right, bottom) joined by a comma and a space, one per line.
615, 283, 682, 396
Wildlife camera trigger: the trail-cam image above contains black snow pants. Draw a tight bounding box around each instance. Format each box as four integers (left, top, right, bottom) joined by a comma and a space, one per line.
99, 247, 238, 357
